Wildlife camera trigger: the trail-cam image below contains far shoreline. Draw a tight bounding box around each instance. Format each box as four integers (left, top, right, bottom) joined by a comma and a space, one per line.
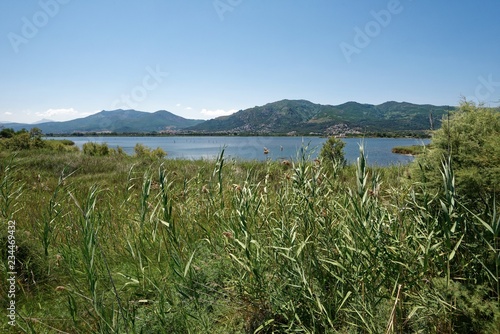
44, 132, 432, 139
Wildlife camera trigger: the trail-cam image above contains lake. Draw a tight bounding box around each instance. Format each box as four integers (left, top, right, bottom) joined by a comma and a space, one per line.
49, 136, 430, 166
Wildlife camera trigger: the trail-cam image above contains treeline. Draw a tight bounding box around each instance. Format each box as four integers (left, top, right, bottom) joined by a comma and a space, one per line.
41, 130, 433, 138
0, 127, 47, 150
0, 127, 78, 152
0, 128, 168, 160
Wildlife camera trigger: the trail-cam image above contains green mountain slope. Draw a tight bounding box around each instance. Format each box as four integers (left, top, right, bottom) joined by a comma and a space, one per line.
190, 100, 323, 134
310, 101, 454, 132
1, 100, 460, 135
188, 100, 455, 135
2, 109, 204, 134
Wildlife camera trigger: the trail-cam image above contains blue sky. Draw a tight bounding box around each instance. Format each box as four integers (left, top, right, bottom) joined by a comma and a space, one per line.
1, 0, 499, 123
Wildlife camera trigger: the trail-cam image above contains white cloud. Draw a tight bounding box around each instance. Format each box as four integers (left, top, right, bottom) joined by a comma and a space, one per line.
4, 112, 13, 115
36, 108, 78, 118
185, 107, 192, 110
35, 108, 91, 121
201, 108, 237, 117
176, 103, 181, 107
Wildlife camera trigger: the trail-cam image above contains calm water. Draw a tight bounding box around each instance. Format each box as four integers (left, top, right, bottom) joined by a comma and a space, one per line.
49, 136, 429, 166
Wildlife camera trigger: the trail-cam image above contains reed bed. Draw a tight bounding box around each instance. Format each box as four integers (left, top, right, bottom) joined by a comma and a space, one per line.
0, 147, 498, 333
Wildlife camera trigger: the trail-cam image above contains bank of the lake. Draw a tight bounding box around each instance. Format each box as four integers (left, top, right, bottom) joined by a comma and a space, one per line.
47, 136, 429, 166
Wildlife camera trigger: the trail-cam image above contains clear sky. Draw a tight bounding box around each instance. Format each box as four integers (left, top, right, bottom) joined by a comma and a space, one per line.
1, 0, 499, 123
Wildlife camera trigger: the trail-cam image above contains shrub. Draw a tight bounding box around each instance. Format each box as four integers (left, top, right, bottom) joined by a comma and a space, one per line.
151, 147, 167, 159
134, 143, 149, 158
110, 146, 126, 156
0, 128, 48, 151
319, 136, 346, 168
0, 128, 15, 138
412, 100, 500, 207
59, 139, 75, 146
1, 132, 38, 150
29, 127, 44, 149
7, 132, 31, 150
83, 142, 110, 156
45, 139, 78, 152
134, 143, 166, 160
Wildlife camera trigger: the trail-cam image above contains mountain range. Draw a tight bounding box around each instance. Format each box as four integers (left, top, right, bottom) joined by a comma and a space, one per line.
1, 100, 456, 136
1, 109, 204, 134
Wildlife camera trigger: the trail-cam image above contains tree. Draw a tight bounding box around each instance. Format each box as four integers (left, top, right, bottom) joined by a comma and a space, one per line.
29, 127, 44, 148
0, 128, 15, 138
412, 100, 500, 207
7, 132, 31, 150
319, 136, 346, 168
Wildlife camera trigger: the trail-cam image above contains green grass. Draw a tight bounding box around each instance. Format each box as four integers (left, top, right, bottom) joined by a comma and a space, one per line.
391, 145, 428, 156
0, 147, 498, 333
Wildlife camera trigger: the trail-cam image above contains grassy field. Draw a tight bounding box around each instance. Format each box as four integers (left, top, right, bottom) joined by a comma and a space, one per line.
0, 144, 499, 333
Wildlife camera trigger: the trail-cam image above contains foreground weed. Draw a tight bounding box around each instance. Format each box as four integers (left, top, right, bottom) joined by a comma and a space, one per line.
0, 156, 23, 220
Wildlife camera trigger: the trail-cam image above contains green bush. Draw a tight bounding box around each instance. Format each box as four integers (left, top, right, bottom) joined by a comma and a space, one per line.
320, 136, 346, 166
134, 143, 149, 158
0, 128, 15, 138
0, 127, 48, 151
110, 146, 126, 156
412, 100, 500, 207
134, 143, 166, 160
45, 139, 78, 152
83, 142, 110, 156
7, 132, 31, 150
59, 139, 76, 146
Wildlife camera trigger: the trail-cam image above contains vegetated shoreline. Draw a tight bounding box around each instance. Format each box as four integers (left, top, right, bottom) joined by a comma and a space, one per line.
42, 130, 432, 139
391, 144, 429, 156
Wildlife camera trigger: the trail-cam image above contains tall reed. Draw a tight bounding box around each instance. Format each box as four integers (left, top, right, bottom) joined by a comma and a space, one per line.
2, 146, 499, 333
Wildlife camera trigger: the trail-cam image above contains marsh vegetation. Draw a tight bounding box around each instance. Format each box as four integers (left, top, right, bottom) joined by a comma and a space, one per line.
0, 102, 499, 333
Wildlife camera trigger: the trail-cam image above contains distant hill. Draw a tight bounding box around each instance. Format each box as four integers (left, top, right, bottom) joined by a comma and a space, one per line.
1, 109, 204, 134
187, 100, 455, 136
33, 118, 55, 124
0, 101, 458, 135
187, 100, 324, 134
